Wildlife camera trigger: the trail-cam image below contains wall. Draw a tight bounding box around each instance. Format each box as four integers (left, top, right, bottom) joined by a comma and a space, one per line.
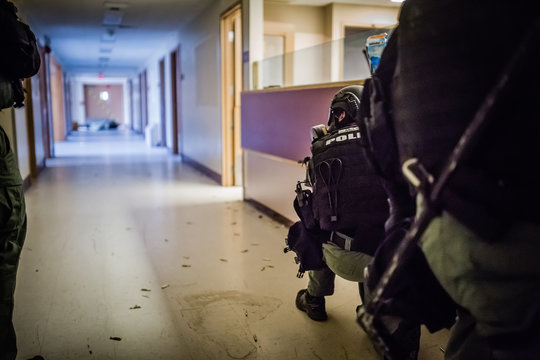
30, 75, 45, 168
14, 106, 30, 180
246, 0, 263, 90
172, 0, 238, 174
264, 4, 328, 51
130, 77, 142, 132
241, 83, 359, 221
264, 3, 329, 86
69, 76, 131, 127
328, 3, 398, 81
49, 55, 66, 141
83, 84, 124, 123
142, 34, 175, 148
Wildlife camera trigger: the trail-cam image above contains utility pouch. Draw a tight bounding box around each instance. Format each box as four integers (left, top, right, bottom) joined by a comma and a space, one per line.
284, 221, 328, 278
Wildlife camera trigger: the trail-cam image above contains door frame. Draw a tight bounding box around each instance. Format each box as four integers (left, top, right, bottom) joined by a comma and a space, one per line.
170, 46, 182, 155
159, 58, 167, 147
220, 3, 242, 186
140, 70, 148, 131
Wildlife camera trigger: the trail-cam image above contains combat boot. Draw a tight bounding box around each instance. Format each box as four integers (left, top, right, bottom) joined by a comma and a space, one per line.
296, 289, 327, 321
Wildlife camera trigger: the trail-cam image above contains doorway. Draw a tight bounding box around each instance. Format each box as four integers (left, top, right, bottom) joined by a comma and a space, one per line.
140, 70, 148, 131
170, 47, 182, 155
220, 3, 242, 186
159, 58, 167, 147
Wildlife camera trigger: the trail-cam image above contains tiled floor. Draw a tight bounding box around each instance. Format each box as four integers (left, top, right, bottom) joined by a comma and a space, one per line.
14, 129, 449, 359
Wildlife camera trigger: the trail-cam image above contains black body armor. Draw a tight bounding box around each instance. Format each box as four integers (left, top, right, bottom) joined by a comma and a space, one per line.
310, 124, 388, 245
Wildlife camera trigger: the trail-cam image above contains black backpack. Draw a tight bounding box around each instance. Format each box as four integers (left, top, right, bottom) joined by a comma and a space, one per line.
0, 0, 41, 109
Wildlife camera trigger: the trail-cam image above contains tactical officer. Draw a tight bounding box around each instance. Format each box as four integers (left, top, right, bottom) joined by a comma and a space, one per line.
0, 1, 40, 359
294, 86, 389, 322
363, 1, 540, 358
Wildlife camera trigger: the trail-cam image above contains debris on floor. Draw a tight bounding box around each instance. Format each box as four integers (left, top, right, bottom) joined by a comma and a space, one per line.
182, 264, 191, 268
130, 305, 141, 310
186, 221, 192, 225
261, 267, 266, 271
253, 334, 258, 342
183, 256, 190, 259
241, 249, 248, 253
220, 258, 228, 262
234, 233, 240, 236
250, 243, 259, 246
109, 336, 122, 341
231, 222, 237, 225
263, 258, 271, 261
141, 288, 151, 292
161, 284, 170, 289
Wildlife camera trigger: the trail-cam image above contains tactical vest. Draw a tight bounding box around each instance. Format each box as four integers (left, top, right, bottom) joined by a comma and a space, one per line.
310, 124, 388, 234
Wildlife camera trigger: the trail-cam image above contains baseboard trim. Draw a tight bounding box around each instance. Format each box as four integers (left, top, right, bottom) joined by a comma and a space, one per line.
181, 153, 221, 185
244, 198, 294, 228
22, 175, 32, 191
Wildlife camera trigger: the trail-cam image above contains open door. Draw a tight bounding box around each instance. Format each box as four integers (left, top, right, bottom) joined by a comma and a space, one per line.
220, 4, 242, 186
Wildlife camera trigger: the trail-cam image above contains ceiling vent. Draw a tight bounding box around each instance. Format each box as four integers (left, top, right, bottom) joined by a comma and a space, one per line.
103, 2, 128, 26
101, 28, 117, 42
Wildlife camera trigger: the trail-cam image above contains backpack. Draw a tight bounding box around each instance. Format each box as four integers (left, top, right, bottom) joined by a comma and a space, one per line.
0, 0, 41, 109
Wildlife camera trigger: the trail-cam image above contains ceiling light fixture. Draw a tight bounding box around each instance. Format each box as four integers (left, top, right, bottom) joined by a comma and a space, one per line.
101, 28, 116, 43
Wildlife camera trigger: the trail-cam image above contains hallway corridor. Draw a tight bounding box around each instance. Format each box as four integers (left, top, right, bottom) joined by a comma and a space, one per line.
13, 130, 447, 360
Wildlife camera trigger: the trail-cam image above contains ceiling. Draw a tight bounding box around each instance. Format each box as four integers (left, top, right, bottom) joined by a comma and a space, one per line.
13, 0, 401, 78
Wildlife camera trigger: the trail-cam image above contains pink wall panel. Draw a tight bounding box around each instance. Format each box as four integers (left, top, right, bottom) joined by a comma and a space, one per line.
241, 86, 344, 162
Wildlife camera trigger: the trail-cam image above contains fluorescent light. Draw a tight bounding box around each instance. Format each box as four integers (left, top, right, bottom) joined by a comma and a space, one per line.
391, 0, 404, 2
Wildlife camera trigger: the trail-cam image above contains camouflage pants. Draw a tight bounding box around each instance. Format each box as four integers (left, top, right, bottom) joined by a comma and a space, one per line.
0, 185, 26, 360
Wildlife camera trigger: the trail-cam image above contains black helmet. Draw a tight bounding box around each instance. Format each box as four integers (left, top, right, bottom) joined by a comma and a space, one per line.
328, 85, 363, 129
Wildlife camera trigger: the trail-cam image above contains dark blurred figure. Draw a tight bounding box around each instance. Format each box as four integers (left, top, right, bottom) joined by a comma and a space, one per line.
362, 1, 540, 359
0, 1, 40, 359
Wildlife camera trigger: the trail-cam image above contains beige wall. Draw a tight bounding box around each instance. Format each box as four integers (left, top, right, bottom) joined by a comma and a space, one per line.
243, 149, 303, 222
329, 3, 398, 39
262, 2, 399, 84
50, 56, 66, 141
173, 0, 238, 175
14, 106, 30, 180
264, 3, 329, 49
328, 3, 398, 81
84, 84, 124, 123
